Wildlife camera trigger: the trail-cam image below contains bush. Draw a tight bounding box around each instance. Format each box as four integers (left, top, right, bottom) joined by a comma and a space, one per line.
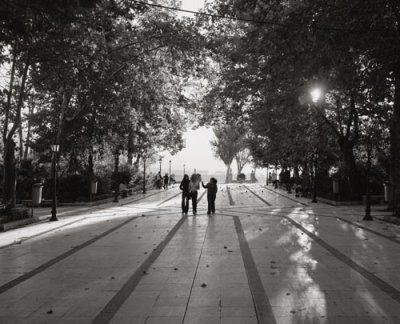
16, 159, 48, 202
237, 173, 246, 182
57, 174, 91, 202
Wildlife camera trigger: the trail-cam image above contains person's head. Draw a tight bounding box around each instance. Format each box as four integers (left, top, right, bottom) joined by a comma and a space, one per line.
190, 174, 197, 181
183, 174, 189, 181
197, 173, 201, 179
165, 173, 168, 176
211, 177, 217, 184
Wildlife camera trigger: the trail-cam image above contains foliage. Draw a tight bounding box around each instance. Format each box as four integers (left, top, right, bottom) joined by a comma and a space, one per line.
0, 1, 205, 206
237, 173, 246, 182
198, 0, 399, 201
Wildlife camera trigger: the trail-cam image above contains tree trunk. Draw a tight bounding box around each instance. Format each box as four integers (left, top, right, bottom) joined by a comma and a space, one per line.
127, 126, 134, 166
2, 53, 30, 208
338, 138, 361, 200
23, 104, 34, 160
18, 113, 24, 160
133, 154, 140, 174
293, 166, 300, 178
88, 148, 94, 177
3, 140, 16, 207
390, 68, 400, 215
225, 165, 231, 183
3, 44, 17, 144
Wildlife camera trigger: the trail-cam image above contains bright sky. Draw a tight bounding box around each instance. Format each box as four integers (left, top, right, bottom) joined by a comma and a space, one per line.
160, 127, 226, 174
180, 0, 206, 15
157, 1, 225, 175
156, 0, 260, 177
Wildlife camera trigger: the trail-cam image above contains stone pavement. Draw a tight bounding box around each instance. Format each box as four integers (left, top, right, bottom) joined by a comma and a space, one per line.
0, 184, 400, 323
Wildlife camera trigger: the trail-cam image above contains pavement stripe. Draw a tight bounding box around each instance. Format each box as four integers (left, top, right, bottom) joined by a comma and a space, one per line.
156, 191, 182, 206
119, 190, 163, 206
335, 217, 400, 245
226, 186, 235, 205
197, 190, 206, 202
233, 216, 277, 324
282, 215, 400, 304
92, 215, 187, 324
245, 190, 400, 305
244, 185, 272, 206
0, 216, 139, 295
263, 185, 308, 206
182, 215, 210, 323
262, 209, 400, 245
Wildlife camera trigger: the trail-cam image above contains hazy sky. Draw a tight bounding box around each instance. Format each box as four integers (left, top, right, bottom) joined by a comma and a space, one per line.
160, 127, 225, 174
155, 0, 258, 177
181, 0, 206, 13
157, 0, 226, 175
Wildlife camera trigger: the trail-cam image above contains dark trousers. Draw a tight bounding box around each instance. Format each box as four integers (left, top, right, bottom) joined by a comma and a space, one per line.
181, 193, 189, 213
191, 191, 198, 212
207, 194, 216, 213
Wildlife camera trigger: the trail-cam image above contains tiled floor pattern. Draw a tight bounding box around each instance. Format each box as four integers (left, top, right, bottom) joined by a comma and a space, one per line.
0, 184, 399, 323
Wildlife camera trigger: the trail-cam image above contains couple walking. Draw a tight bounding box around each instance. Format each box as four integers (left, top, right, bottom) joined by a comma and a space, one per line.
179, 173, 218, 215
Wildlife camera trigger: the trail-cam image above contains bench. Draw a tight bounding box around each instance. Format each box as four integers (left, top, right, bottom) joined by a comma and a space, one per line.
362, 195, 385, 205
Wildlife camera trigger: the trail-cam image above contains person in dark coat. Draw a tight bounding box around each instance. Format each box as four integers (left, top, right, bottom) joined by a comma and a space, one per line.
179, 174, 190, 215
163, 173, 169, 190
202, 177, 218, 215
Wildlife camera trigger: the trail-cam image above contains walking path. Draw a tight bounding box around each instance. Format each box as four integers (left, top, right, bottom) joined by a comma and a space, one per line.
0, 184, 399, 323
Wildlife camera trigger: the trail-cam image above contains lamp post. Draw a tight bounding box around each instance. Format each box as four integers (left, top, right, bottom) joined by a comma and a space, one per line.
363, 139, 373, 220
183, 164, 185, 176
143, 155, 147, 194
169, 160, 171, 186
312, 151, 318, 203
310, 87, 323, 203
50, 144, 60, 222
159, 157, 162, 174
113, 149, 120, 203
266, 165, 269, 186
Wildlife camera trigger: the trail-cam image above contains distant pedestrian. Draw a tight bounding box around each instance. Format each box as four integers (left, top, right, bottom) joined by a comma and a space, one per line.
155, 172, 163, 189
202, 177, 218, 215
189, 173, 201, 215
179, 174, 190, 215
163, 173, 169, 190
271, 171, 278, 189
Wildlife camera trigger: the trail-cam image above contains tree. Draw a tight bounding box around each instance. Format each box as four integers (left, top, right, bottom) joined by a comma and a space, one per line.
0, 0, 204, 207
235, 148, 251, 176
200, 0, 396, 201
210, 121, 247, 183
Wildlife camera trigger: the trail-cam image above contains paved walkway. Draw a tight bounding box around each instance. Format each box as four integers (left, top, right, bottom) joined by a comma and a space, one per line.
0, 184, 399, 323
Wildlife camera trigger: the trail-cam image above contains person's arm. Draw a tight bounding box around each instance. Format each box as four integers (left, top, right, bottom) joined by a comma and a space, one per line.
201, 181, 207, 188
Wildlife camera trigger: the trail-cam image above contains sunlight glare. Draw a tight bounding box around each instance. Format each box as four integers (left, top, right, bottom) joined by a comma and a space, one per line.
311, 88, 322, 103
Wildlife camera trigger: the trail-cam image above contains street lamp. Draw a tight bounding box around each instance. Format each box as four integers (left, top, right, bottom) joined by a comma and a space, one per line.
159, 157, 162, 174
266, 165, 269, 186
183, 164, 185, 176
311, 88, 322, 103
143, 154, 147, 194
50, 144, 60, 222
113, 149, 120, 203
169, 160, 171, 185
363, 139, 373, 220
312, 151, 318, 203
310, 87, 323, 203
